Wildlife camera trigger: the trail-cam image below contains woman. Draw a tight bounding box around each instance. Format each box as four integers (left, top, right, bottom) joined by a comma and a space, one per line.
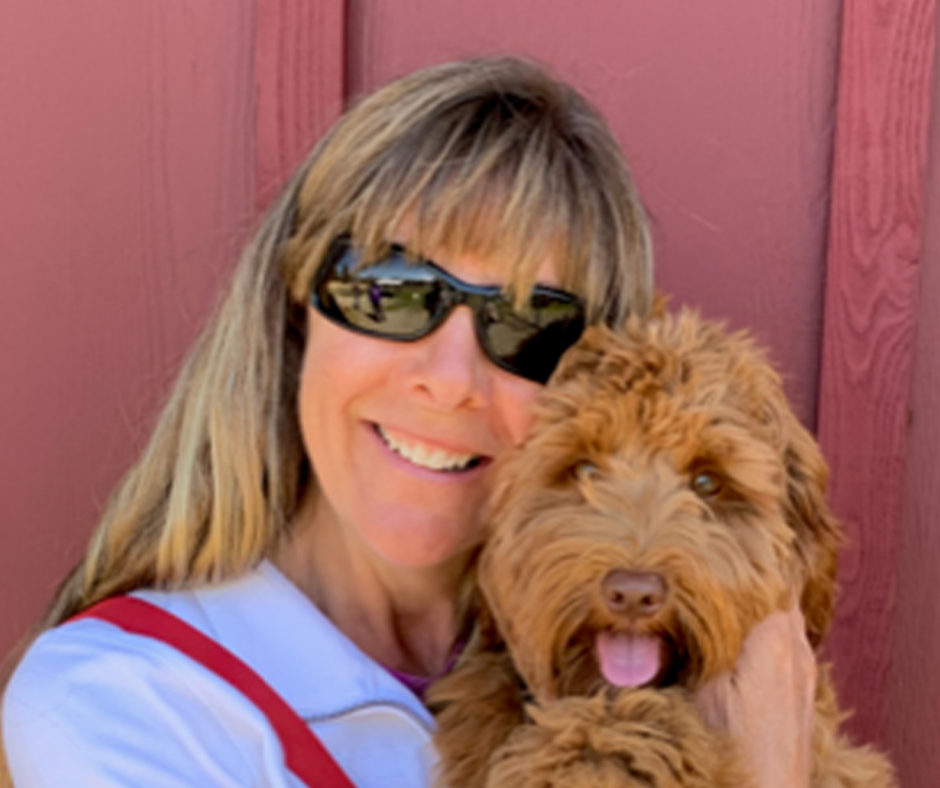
2, 57, 814, 787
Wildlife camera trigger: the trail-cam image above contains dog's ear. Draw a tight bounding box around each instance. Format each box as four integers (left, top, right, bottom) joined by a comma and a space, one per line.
549, 324, 618, 386
778, 413, 843, 647
731, 334, 843, 648
549, 321, 656, 396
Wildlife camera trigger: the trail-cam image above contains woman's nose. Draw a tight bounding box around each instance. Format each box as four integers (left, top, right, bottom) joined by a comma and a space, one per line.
407, 305, 488, 410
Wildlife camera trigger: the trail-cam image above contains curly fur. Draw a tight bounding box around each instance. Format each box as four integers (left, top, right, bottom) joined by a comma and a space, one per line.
429, 312, 895, 788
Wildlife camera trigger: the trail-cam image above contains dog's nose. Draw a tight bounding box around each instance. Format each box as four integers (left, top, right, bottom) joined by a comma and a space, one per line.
601, 569, 667, 618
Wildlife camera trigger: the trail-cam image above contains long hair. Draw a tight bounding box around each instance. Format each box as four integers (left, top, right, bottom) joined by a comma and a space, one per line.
41, 56, 654, 627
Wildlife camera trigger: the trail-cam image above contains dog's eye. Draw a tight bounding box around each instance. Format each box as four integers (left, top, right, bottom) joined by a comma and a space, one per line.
575, 462, 598, 483
691, 470, 723, 498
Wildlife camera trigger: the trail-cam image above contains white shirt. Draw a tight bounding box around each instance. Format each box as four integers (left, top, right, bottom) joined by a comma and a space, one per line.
3, 561, 438, 787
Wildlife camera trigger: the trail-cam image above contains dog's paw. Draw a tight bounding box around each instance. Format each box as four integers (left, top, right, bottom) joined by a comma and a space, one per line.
485, 689, 751, 788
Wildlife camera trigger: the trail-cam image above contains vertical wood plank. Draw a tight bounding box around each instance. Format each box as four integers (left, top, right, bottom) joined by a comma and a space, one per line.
818, 0, 937, 747
886, 8, 940, 782
0, 0, 257, 662
254, 0, 346, 210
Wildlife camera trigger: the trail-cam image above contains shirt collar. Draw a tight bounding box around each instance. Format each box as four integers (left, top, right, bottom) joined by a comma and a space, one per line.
141, 560, 436, 728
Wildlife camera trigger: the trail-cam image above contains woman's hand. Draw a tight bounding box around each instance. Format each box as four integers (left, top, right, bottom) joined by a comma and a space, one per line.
694, 604, 817, 788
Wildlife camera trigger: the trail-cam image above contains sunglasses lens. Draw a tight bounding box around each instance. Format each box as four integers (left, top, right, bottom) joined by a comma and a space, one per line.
480, 292, 585, 384
313, 240, 586, 384
315, 248, 444, 338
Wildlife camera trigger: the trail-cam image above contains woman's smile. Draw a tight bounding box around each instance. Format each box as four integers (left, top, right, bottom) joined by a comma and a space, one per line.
373, 424, 486, 474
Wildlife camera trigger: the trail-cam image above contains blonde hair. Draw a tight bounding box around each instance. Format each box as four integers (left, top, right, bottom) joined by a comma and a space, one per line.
42, 56, 653, 626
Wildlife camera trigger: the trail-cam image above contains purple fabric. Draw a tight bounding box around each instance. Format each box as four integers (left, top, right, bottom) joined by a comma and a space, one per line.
384, 667, 437, 699
382, 642, 464, 700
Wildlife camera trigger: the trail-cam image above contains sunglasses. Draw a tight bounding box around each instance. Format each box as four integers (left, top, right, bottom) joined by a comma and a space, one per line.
310, 238, 586, 384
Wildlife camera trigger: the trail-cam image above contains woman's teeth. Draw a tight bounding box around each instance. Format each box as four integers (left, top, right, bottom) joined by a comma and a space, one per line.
377, 426, 480, 472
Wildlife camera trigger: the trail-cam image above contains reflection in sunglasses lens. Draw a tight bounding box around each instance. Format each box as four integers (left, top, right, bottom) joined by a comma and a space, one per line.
325, 253, 441, 336
313, 241, 585, 383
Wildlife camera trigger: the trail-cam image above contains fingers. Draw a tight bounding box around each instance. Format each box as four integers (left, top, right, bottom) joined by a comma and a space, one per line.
693, 606, 816, 788
738, 606, 817, 695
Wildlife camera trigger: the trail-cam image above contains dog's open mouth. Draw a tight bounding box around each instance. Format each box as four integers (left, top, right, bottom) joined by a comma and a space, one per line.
557, 618, 692, 695
595, 631, 665, 688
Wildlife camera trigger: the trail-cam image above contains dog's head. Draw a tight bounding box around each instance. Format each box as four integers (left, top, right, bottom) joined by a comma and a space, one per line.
479, 313, 841, 702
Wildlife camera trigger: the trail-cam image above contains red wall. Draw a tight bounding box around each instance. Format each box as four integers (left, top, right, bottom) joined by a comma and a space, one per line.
886, 4, 940, 776
817, 0, 938, 757
0, 2, 256, 649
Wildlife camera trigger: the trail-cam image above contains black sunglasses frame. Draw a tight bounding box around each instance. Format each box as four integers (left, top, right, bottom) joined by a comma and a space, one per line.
310, 238, 586, 384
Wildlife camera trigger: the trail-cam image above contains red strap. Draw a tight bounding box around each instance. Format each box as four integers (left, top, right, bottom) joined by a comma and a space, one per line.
73, 596, 358, 788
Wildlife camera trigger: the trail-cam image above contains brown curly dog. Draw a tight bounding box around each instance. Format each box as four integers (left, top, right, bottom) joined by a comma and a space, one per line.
429, 313, 896, 788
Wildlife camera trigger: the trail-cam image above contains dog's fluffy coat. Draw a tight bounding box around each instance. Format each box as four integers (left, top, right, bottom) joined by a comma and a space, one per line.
429, 313, 895, 788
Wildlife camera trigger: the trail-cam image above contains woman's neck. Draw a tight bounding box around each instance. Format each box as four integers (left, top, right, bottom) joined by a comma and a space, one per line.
269, 490, 471, 677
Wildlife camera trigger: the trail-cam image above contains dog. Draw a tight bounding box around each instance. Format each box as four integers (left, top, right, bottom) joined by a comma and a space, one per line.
429, 312, 896, 788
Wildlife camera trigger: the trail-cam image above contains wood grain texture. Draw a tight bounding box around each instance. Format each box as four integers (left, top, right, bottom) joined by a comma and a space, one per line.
818, 0, 937, 749
885, 9, 940, 782
254, 0, 345, 210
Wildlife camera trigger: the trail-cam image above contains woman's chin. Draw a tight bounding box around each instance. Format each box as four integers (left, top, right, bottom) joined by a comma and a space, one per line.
359, 515, 482, 574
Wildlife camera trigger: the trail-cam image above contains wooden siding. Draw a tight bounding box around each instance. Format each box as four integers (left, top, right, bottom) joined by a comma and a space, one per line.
254, 0, 345, 208
885, 7, 940, 784
0, 1, 258, 656
818, 0, 937, 751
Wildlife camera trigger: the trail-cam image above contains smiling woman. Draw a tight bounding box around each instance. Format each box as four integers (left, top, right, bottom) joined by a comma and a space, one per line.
1, 57, 653, 788
3, 56, 814, 788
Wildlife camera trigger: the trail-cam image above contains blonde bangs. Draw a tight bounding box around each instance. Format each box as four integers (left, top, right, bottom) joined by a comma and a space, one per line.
352, 133, 582, 308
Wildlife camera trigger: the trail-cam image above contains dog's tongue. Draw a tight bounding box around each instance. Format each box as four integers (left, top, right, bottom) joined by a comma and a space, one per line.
596, 632, 662, 688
